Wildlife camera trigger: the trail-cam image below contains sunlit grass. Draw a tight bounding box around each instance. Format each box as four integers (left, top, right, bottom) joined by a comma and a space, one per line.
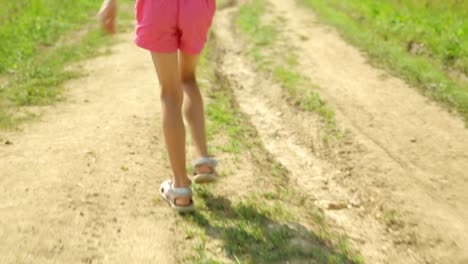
0, 0, 134, 129
235, 0, 336, 128
301, 0, 468, 124
183, 35, 363, 264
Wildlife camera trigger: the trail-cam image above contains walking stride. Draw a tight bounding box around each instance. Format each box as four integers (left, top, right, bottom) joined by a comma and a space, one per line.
99, 0, 219, 213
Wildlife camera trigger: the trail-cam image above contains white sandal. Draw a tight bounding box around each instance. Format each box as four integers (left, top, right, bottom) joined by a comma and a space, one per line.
159, 180, 195, 213
191, 157, 219, 184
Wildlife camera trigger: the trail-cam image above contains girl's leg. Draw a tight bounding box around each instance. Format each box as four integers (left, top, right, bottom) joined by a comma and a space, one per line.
151, 52, 191, 206
179, 52, 212, 174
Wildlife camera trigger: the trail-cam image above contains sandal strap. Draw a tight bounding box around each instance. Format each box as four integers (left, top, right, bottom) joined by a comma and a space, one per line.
161, 180, 193, 200
168, 187, 192, 198
192, 157, 218, 168
167, 188, 193, 206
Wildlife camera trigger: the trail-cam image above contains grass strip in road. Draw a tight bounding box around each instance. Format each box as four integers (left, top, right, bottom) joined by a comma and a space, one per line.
235, 0, 335, 126
0, 0, 134, 129
180, 40, 363, 264
300, 0, 468, 124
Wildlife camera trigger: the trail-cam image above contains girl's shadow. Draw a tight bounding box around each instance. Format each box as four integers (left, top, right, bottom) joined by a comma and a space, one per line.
182, 189, 358, 264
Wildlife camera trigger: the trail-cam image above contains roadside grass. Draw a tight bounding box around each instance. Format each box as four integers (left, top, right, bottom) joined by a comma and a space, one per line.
235, 0, 336, 129
180, 40, 363, 264
300, 0, 468, 124
0, 0, 134, 129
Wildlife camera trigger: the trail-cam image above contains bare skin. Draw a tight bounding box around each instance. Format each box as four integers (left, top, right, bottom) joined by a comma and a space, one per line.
98, 0, 117, 35
179, 53, 215, 175
100, 0, 213, 206
152, 52, 213, 206
179, 53, 209, 160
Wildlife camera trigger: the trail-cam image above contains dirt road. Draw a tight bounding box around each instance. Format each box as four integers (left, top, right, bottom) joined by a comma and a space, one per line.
265, 1, 468, 263
0, 36, 181, 263
1, 0, 468, 263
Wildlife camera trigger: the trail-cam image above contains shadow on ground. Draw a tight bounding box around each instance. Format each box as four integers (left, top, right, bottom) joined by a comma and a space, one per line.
183, 186, 357, 264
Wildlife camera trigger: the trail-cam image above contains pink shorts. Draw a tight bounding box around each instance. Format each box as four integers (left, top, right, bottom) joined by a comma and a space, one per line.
135, 0, 216, 55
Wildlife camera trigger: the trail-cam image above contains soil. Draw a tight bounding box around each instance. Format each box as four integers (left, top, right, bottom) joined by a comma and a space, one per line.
265, 1, 468, 263
0, 37, 179, 263
1, 1, 468, 263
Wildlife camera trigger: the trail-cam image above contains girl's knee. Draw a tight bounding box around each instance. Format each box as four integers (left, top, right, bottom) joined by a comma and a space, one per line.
160, 88, 183, 105
181, 76, 197, 87
181, 80, 201, 96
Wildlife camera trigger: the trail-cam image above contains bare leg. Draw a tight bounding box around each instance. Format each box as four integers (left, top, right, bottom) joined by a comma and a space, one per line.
151, 52, 191, 205
179, 52, 211, 174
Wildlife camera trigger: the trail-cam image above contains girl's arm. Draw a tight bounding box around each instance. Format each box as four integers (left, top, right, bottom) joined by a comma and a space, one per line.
98, 0, 117, 35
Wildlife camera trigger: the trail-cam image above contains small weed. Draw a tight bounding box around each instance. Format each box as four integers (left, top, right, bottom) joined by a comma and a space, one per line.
382, 208, 402, 228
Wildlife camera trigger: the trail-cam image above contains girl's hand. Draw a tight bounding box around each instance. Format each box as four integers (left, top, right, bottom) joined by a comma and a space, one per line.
98, 0, 117, 35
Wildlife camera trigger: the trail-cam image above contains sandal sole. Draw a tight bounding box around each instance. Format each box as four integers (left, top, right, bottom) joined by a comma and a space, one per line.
192, 173, 219, 184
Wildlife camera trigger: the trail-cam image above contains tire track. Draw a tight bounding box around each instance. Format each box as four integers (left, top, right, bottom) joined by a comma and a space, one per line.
210, 3, 405, 263
267, 1, 468, 263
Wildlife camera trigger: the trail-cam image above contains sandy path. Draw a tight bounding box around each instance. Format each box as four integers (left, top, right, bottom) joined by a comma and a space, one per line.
211, 4, 399, 263
0, 34, 180, 264
210, 0, 468, 263
266, 1, 468, 263
2, 1, 468, 263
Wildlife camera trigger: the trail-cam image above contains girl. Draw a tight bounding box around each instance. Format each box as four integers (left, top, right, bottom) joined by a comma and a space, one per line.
98, 0, 219, 213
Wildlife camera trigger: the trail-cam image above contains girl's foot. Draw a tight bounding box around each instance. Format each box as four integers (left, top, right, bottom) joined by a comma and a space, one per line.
192, 157, 219, 184
160, 180, 195, 212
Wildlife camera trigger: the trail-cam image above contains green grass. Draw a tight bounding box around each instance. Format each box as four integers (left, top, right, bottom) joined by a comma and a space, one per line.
0, 0, 134, 129
181, 39, 363, 264
184, 187, 362, 264
203, 2, 362, 261
0, 1, 100, 73
300, 0, 468, 124
235, 0, 336, 127
206, 88, 255, 154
